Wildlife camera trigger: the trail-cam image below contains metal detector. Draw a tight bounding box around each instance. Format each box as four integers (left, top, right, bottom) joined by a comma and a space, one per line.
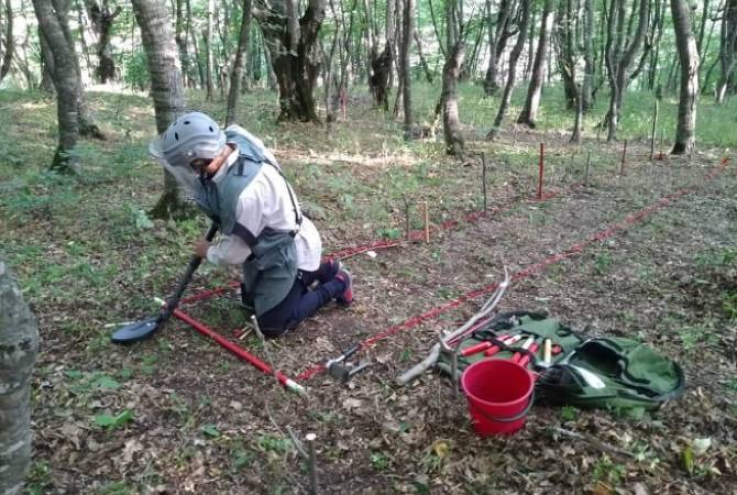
110, 222, 219, 344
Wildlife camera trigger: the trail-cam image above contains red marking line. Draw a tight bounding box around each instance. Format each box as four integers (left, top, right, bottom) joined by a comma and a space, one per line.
181, 184, 581, 305
294, 158, 729, 381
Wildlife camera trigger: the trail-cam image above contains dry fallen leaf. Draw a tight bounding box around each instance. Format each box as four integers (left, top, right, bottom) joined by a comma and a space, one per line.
432, 440, 450, 459
632, 482, 649, 495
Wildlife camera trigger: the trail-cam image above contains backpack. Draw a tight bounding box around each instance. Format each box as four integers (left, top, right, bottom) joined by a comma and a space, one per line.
439, 311, 686, 410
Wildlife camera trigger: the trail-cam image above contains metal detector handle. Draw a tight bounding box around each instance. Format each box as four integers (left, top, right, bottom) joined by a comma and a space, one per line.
396, 344, 441, 386
158, 222, 219, 323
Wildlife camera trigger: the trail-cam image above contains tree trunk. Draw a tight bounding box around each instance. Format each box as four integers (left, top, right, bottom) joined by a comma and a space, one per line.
489, 0, 531, 137
484, 0, 516, 96
517, 0, 554, 128
442, 39, 465, 155
716, 0, 737, 103
175, 0, 192, 87
187, 0, 205, 88
32, 0, 81, 173
556, 0, 577, 110
226, 0, 253, 125
131, 0, 191, 220
0, 259, 39, 495
524, 5, 536, 80
39, 29, 56, 93
605, 0, 649, 141
385, 0, 395, 86
370, 43, 392, 109
204, 0, 214, 100
0, 0, 13, 83
414, 30, 433, 83
401, 0, 414, 136
670, 0, 699, 154
571, 83, 583, 143
255, 0, 326, 122
86, 1, 120, 83
54, 0, 104, 140
581, 0, 594, 110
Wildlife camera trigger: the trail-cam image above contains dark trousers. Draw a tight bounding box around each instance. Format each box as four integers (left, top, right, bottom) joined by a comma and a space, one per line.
257, 261, 345, 337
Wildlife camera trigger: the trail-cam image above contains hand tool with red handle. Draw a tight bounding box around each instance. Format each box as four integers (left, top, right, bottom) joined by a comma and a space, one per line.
459, 334, 510, 357
518, 340, 541, 367
484, 334, 522, 357
511, 336, 535, 363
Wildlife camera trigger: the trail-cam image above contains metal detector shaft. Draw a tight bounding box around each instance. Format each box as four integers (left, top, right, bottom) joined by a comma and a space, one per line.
158, 222, 219, 324
111, 222, 219, 344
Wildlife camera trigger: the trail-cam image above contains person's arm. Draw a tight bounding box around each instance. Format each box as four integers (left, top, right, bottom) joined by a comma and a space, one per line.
196, 185, 265, 265
200, 235, 253, 265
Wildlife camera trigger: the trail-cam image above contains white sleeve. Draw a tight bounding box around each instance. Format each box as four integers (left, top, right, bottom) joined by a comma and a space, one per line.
206, 185, 265, 265
206, 235, 252, 265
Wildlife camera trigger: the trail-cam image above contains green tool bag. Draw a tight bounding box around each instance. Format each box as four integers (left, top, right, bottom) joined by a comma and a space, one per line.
439, 311, 585, 373
536, 337, 686, 410
440, 311, 686, 410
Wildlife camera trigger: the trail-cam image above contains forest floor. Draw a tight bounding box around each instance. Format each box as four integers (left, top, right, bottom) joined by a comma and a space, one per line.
2, 85, 737, 495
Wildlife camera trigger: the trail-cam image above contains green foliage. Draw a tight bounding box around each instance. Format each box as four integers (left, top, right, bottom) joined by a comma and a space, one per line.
200, 424, 221, 438
94, 409, 134, 429
592, 455, 627, 486
371, 451, 390, 470
119, 49, 150, 90
560, 405, 578, 421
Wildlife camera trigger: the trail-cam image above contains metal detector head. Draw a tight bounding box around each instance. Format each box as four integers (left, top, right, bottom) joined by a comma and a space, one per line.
111, 317, 161, 344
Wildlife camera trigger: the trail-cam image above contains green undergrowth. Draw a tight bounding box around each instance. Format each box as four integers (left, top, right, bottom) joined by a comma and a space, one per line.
1, 83, 734, 330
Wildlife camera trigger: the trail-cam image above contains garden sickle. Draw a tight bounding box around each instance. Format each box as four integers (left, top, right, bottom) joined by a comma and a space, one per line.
110, 222, 219, 344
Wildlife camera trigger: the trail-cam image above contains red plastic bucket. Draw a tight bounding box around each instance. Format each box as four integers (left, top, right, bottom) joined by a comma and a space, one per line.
461, 359, 534, 436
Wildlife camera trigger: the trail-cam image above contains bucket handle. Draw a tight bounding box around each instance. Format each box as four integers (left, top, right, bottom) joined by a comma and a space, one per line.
473, 391, 535, 423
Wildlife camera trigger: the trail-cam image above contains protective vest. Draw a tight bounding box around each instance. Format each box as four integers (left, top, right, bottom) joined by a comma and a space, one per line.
194, 130, 301, 315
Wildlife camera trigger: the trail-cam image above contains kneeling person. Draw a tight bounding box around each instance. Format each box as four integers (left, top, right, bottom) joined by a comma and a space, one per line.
149, 112, 352, 337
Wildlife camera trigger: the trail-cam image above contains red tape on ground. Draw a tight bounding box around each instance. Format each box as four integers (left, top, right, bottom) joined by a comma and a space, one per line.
295, 158, 729, 381
181, 184, 582, 304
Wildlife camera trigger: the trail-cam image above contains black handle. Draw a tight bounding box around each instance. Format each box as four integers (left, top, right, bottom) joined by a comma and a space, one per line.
158, 222, 219, 323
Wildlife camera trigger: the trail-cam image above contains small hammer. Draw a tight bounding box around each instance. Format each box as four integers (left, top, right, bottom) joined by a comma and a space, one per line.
326, 344, 361, 381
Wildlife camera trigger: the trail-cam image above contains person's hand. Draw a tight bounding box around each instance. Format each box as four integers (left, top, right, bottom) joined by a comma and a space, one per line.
193, 239, 211, 259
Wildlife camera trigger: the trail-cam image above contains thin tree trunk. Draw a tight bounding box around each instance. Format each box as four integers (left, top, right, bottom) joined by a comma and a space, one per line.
204, 0, 214, 100
442, 39, 465, 156
605, 0, 649, 141
401, 0, 414, 136
226, 0, 252, 125
489, 0, 531, 137
582, 0, 595, 109
517, 0, 554, 128
524, 5, 536, 80
670, 0, 699, 154
32, 0, 81, 173
86, 0, 120, 83
716, 0, 737, 103
0, 0, 14, 83
385, 0, 395, 86
414, 30, 433, 82
39, 28, 56, 93
571, 83, 583, 142
484, 0, 516, 95
0, 259, 39, 495
557, 0, 577, 109
131, 0, 190, 220
175, 0, 191, 87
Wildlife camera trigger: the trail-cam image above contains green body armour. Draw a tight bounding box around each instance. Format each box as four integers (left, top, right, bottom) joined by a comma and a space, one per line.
194, 130, 299, 315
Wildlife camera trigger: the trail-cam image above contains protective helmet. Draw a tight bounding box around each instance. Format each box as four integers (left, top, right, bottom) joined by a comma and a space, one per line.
148, 111, 226, 169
